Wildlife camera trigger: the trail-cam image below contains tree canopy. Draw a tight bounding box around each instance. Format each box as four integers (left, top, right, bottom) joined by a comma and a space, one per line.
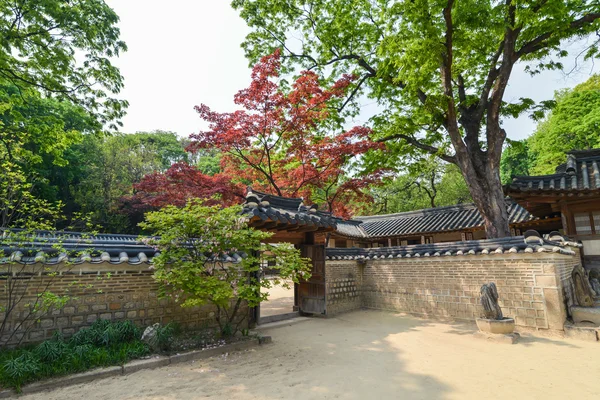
528, 74, 600, 174
233, 0, 600, 237
137, 51, 382, 218
0, 0, 127, 128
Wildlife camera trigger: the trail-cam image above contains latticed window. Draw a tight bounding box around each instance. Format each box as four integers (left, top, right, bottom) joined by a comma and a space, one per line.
594, 212, 600, 233
574, 212, 597, 235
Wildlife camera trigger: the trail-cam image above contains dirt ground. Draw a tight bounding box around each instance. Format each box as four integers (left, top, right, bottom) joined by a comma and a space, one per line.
23, 310, 600, 400
259, 280, 294, 317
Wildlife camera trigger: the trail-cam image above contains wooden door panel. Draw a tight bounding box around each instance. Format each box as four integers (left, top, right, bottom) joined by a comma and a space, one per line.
298, 244, 326, 314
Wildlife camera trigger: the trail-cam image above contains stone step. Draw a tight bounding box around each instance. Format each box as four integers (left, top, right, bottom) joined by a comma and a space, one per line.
258, 311, 300, 325
564, 322, 600, 342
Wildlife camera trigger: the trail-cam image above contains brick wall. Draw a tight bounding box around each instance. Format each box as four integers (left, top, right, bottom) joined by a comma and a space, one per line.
554, 250, 581, 317
1, 262, 245, 347
325, 261, 362, 315
325, 253, 580, 333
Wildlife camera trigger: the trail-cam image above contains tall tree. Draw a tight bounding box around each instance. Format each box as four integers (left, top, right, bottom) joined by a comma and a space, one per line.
188, 50, 382, 218
0, 0, 127, 128
73, 132, 189, 232
364, 161, 471, 215
233, 0, 600, 237
528, 74, 600, 174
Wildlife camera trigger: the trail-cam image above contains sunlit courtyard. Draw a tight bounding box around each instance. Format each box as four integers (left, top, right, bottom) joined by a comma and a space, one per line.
22, 310, 599, 400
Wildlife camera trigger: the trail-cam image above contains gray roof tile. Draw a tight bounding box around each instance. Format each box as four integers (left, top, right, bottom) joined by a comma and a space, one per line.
508, 149, 600, 193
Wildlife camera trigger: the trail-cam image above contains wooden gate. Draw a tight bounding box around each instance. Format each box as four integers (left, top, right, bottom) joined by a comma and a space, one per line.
298, 244, 326, 314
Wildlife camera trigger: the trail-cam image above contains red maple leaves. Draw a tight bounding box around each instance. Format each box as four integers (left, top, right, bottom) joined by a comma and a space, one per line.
130, 50, 382, 218
130, 163, 242, 208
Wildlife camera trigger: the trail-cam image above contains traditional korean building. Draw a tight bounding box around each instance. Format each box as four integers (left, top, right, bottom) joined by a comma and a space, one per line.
505, 149, 600, 268
242, 189, 559, 248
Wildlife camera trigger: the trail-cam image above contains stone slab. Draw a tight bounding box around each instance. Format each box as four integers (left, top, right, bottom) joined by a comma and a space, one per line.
258, 335, 272, 345
20, 366, 123, 395
259, 312, 299, 325
123, 356, 170, 374
564, 324, 599, 342
0, 389, 14, 399
571, 306, 600, 325
255, 317, 310, 330
473, 331, 520, 344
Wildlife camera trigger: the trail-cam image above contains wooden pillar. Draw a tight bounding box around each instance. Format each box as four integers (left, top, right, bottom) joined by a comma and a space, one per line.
560, 201, 576, 235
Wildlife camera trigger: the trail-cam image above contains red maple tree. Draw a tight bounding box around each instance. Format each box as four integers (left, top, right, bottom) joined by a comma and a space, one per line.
188, 50, 383, 217
129, 50, 382, 218
128, 162, 242, 208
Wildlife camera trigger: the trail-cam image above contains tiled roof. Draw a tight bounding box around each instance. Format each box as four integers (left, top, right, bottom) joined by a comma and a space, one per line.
0, 230, 246, 265
326, 231, 580, 259
242, 188, 338, 232
507, 149, 600, 193
335, 201, 534, 239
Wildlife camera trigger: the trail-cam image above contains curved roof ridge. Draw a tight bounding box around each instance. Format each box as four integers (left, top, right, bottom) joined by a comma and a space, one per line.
353, 202, 478, 222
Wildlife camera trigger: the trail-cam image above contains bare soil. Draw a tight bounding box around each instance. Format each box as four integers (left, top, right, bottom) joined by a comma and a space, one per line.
22, 310, 600, 400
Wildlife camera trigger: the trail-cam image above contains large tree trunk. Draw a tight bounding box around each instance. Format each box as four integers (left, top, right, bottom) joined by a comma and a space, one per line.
453, 130, 511, 239
467, 165, 511, 238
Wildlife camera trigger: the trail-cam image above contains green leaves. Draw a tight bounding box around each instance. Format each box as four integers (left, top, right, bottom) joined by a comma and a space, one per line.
528, 74, 600, 174
140, 200, 311, 333
0, 0, 127, 128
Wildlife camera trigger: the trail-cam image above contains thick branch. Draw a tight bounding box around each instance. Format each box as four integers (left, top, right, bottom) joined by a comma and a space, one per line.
377, 133, 456, 164
516, 13, 600, 58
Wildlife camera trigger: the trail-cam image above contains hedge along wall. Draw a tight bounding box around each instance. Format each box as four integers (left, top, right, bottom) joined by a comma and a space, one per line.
1, 262, 245, 347
326, 251, 580, 333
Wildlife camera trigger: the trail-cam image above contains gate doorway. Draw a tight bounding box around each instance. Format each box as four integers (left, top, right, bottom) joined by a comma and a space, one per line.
243, 189, 335, 326
257, 243, 326, 325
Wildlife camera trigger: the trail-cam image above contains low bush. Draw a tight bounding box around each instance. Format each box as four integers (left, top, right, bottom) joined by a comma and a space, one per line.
0, 320, 150, 392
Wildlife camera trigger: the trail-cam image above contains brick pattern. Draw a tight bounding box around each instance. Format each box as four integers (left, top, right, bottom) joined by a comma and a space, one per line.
325, 253, 579, 332
325, 261, 361, 315
1, 264, 244, 346
555, 255, 580, 314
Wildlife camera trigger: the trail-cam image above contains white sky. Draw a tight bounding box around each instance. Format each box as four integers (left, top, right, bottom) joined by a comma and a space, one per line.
107, 0, 597, 141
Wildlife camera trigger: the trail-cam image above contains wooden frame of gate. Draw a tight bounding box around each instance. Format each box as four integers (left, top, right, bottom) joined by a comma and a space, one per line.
296, 234, 326, 315
248, 229, 330, 325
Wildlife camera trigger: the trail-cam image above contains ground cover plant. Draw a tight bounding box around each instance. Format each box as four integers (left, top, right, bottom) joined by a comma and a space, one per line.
0, 320, 154, 392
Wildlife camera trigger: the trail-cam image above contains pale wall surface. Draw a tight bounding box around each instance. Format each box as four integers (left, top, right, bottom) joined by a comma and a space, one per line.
326, 252, 579, 333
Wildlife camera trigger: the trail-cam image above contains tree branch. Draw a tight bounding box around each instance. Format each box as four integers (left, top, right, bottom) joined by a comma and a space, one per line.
516, 13, 600, 58
376, 134, 456, 164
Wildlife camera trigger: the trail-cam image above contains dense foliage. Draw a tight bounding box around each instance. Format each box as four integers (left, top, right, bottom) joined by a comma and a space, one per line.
365, 162, 472, 214
140, 201, 311, 335
233, 0, 600, 237
0, 0, 127, 128
0, 320, 151, 392
499, 74, 600, 182
528, 74, 600, 174
137, 51, 383, 218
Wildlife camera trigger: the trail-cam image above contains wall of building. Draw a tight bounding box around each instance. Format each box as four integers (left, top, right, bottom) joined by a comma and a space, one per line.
325, 253, 580, 333
580, 238, 600, 255
325, 261, 362, 315
1, 262, 240, 347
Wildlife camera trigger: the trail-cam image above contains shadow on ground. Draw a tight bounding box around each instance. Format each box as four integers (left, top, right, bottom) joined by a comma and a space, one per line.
21, 309, 600, 400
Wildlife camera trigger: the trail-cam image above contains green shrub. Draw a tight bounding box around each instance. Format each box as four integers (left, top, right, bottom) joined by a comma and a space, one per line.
0, 320, 150, 392
154, 323, 177, 351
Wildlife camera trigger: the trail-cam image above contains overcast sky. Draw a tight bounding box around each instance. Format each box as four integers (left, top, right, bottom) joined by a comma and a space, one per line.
106, 0, 597, 141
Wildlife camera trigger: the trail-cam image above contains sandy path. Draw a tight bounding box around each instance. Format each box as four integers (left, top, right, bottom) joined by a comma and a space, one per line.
23, 310, 600, 400
259, 280, 294, 317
